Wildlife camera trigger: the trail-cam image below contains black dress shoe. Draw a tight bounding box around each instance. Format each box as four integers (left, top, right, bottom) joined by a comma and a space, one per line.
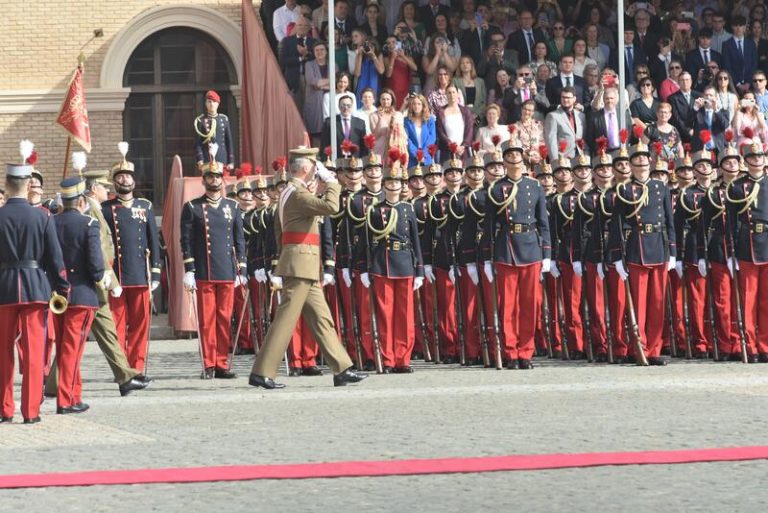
333, 368, 368, 386
729, 352, 744, 362
694, 351, 709, 359
748, 354, 759, 364
0, 416, 12, 423
626, 355, 637, 364
43, 390, 56, 399
288, 367, 302, 377
382, 366, 395, 374
570, 350, 586, 360
550, 350, 561, 359
248, 373, 286, 389
119, 378, 150, 397
660, 346, 671, 356
412, 352, 424, 360
302, 366, 323, 376
200, 368, 215, 380
506, 360, 519, 370
363, 360, 376, 371
518, 359, 534, 370
647, 357, 667, 366
394, 366, 414, 373
23, 417, 41, 424
214, 368, 237, 379
442, 356, 458, 364
57, 403, 90, 414
759, 353, 768, 363
595, 353, 609, 363
133, 374, 153, 385
613, 356, 628, 364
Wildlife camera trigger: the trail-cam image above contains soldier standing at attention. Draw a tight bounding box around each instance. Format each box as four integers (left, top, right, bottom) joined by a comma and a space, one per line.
0, 163, 69, 424
194, 90, 235, 173
249, 147, 367, 389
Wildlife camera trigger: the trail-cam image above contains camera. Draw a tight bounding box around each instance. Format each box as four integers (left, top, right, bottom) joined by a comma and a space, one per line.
363, 41, 372, 53
701, 67, 713, 81
524, 76, 534, 85
741, 98, 756, 108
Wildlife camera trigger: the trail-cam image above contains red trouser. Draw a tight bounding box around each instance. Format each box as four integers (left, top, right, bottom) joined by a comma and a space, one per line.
109, 286, 150, 373
665, 272, 686, 351
53, 307, 95, 409
373, 276, 415, 367
434, 268, 458, 358
496, 262, 541, 360
684, 265, 711, 353
738, 260, 768, 355
605, 265, 628, 356
353, 275, 375, 363
415, 280, 437, 356
0, 304, 46, 420
628, 263, 667, 358
709, 262, 741, 354
289, 316, 319, 367
196, 280, 234, 370
232, 284, 253, 350
584, 262, 608, 355
459, 270, 482, 360
336, 270, 358, 358
558, 262, 585, 353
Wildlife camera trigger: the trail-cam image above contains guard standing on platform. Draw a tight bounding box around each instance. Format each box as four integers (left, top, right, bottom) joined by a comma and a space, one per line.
52, 177, 106, 415
102, 143, 161, 374
194, 90, 235, 172
181, 155, 247, 379
0, 163, 69, 424
248, 147, 367, 389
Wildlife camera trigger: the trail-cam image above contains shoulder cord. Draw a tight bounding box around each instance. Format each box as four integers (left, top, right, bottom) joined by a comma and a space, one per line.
467, 189, 484, 218
599, 189, 612, 217
555, 193, 574, 223
725, 180, 760, 215
367, 204, 398, 241
576, 190, 595, 219
448, 192, 465, 220
707, 184, 726, 220
678, 185, 701, 220
194, 116, 216, 144
615, 181, 649, 218
487, 181, 518, 214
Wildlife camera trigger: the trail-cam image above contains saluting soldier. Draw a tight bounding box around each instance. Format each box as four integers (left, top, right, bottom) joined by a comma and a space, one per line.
0, 163, 69, 424
52, 177, 107, 415
609, 135, 677, 366
101, 143, 161, 374
482, 134, 552, 369
725, 138, 768, 362
363, 151, 425, 373
248, 147, 367, 389
194, 90, 235, 172
181, 155, 247, 379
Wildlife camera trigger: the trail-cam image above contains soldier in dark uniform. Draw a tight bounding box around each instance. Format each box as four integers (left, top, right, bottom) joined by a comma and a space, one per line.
246, 169, 272, 349
52, 177, 106, 415
609, 140, 677, 365
232, 168, 255, 355
725, 139, 768, 361
181, 160, 247, 379
194, 90, 235, 172
101, 144, 161, 374
482, 134, 552, 369
0, 163, 69, 424
363, 155, 424, 372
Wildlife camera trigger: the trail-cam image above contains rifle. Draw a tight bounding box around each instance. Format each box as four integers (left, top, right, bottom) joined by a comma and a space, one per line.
144, 249, 154, 376
597, 208, 614, 363
679, 223, 694, 359
618, 225, 649, 366
363, 203, 384, 374
580, 265, 594, 363
474, 270, 492, 367
539, 275, 555, 358
702, 228, 720, 361
343, 202, 366, 371
414, 289, 433, 362
724, 201, 749, 363
554, 278, 571, 360
449, 234, 467, 366
430, 277, 442, 364
664, 281, 679, 358
187, 290, 207, 377
486, 223, 504, 370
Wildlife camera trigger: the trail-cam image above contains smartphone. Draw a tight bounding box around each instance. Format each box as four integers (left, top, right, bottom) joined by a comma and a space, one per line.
681, 11, 695, 19
635, 2, 647, 10
604, 74, 616, 87
475, 12, 484, 25
395, 41, 403, 52
677, 22, 691, 32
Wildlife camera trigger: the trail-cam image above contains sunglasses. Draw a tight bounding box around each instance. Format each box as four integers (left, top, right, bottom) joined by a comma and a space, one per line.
754, 78, 767, 82
669, 65, 681, 70
640, 83, 653, 87
553, 26, 565, 30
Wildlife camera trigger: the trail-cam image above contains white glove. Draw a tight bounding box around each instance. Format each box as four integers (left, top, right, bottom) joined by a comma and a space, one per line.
361, 272, 371, 288
614, 260, 628, 281
254, 269, 267, 283
573, 261, 583, 278
597, 263, 605, 281
99, 273, 112, 290
270, 275, 283, 290
235, 274, 249, 287
466, 263, 479, 285
448, 267, 455, 284
697, 259, 707, 277
541, 258, 552, 274
413, 276, 424, 291
110, 285, 123, 298
548, 260, 559, 278
727, 257, 739, 277
483, 261, 494, 283
150, 280, 160, 292
424, 265, 436, 283
183, 271, 196, 291
342, 268, 352, 288
675, 261, 683, 279
322, 272, 335, 286
315, 161, 338, 183
667, 256, 676, 272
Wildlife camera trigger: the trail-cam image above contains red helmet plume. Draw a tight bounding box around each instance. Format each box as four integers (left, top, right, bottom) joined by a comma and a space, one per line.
416, 148, 424, 163
428, 144, 438, 159
240, 162, 252, 176
538, 144, 549, 161
364, 133, 376, 150
619, 128, 628, 144
632, 124, 644, 140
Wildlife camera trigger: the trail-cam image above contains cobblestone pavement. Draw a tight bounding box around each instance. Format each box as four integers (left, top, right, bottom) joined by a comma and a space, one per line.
1, 339, 768, 512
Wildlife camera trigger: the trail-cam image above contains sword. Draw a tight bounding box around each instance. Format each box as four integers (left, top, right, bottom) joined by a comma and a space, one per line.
187, 289, 206, 376
144, 250, 154, 377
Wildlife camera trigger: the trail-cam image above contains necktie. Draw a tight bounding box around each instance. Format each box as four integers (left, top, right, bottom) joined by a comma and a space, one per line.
705, 110, 712, 130
607, 111, 617, 148
568, 110, 576, 132
522, 88, 529, 101
343, 117, 350, 138
738, 39, 743, 57
527, 31, 535, 58
626, 47, 634, 74
684, 92, 690, 105
565, 76, 572, 87
703, 49, 709, 63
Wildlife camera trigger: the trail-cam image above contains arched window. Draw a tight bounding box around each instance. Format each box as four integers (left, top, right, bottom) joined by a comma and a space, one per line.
123, 27, 238, 203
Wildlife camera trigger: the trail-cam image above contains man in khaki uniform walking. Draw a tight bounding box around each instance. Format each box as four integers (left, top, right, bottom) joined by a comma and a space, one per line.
249, 147, 367, 389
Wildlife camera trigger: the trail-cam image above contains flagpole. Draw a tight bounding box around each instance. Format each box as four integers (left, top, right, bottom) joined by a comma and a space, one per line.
328, 8, 337, 160
62, 137, 72, 179
618, 0, 626, 129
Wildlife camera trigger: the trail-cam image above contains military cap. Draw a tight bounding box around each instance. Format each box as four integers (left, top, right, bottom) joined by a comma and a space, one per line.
236, 179, 252, 194
629, 140, 650, 159
82, 169, 112, 186
533, 163, 553, 177
553, 154, 572, 172
719, 145, 740, 165
501, 138, 524, 155
201, 161, 224, 175
251, 173, 268, 190
364, 152, 382, 169
111, 141, 135, 178
741, 141, 765, 158
289, 146, 319, 162
206, 90, 221, 103
6, 163, 33, 179
674, 153, 694, 171
484, 147, 504, 166
59, 176, 86, 200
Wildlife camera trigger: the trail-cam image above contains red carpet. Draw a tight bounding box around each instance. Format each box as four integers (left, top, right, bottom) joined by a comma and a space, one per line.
2, 446, 767, 489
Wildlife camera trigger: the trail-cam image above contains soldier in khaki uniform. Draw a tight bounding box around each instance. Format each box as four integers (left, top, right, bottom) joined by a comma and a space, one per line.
249, 147, 368, 389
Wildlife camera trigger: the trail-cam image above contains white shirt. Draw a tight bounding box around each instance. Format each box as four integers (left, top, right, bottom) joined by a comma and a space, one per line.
444, 112, 465, 144
560, 74, 575, 88
273, 4, 300, 43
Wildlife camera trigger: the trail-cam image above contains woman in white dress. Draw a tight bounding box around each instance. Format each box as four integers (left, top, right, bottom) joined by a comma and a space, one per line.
474, 104, 510, 154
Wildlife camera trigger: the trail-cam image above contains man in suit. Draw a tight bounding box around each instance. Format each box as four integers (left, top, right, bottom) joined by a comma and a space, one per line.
460, 15, 491, 65
668, 71, 701, 144
249, 147, 367, 389
545, 54, 588, 109
722, 16, 758, 93
616, 27, 648, 85
688, 86, 730, 152
478, 28, 519, 87
321, 96, 369, 157
279, 17, 315, 97
505, 10, 546, 66
502, 65, 548, 122
648, 38, 679, 86
322, 0, 356, 46
272, 0, 300, 45
586, 88, 632, 155
685, 28, 722, 78
417, 0, 450, 35
544, 87, 586, 159
634, 9, 659, 59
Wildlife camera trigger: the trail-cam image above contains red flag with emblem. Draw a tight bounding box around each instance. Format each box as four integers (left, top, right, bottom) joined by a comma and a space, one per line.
56, 63, 91, 153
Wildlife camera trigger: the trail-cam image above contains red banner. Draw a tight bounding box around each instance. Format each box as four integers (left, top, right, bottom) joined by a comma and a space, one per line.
56, 65, 92, 152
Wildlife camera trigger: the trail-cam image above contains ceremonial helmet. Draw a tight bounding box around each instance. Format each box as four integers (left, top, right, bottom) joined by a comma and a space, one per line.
59, 176, 86, 200
594, 137, 613, 170
425, 144, 442, 176
236, 163, 253, 194
443, 143, 464, 174
251, 165, 268, 190
384, 148, 407, 181
19, 140, 43, 184
408, 148, 426, 180
628, 125, 650, 159
720, 129, 740, 165
501, 124, 524, 155
322, 146, 336, 171
271, 156, 288, 184
571, 139, 591, 170
363, 134, 381, 170
112, 141, 136, 178
739, 125, 765, 158
467, 142, 485, 170
553, 140, 571, 172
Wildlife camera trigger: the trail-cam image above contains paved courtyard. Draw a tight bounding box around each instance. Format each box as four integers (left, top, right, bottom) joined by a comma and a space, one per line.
2, 339, 768, 512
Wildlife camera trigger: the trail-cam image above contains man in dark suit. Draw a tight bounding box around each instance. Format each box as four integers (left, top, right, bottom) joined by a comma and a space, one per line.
279, 17, 315, 96
634, 8, 659, 58
321, 96, 369, 157
460, 17, 491, 65
668, 71, 702, 144
321, 0, 356, 46
614, 27, 648, 85
505, 10, 546, 65
722, 16, 758, 93
586, 88, 632, 155
478, 28, 519, 86
687, 86, 730, 152
685, 28, 722, 78
417, 0, 450, 35
545, 54, 588, 109
648, 38, 681, 87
